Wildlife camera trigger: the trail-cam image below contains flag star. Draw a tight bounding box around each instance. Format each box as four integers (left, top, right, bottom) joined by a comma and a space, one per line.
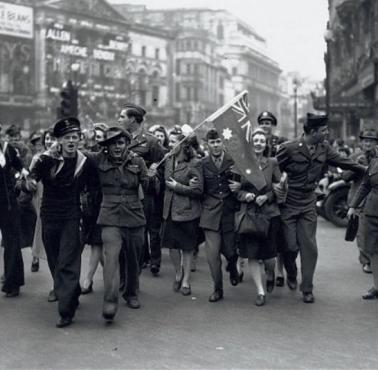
246, 169, 251, 175
222, 128, 233, 140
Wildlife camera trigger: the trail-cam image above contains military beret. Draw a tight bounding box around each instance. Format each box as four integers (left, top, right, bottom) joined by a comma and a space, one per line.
98, 126, 131, 146
257, 111, 277, 126
53, 117, 81, 138
123, 103, 146, 117
304, 113, 328, 129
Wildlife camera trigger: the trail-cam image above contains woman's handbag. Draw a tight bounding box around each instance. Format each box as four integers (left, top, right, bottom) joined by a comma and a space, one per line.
234, 203, 271, 238
345, 215, 359, 242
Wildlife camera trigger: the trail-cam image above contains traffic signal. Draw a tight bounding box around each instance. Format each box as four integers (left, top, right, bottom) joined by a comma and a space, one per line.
56, 80, 78, 118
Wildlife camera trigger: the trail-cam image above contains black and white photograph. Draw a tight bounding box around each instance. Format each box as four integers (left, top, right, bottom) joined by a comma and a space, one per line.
0, 0, 377, 369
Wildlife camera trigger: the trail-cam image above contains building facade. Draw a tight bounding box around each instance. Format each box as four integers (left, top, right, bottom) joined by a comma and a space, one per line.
319, 0, 378, 138
0, 0, 35, 131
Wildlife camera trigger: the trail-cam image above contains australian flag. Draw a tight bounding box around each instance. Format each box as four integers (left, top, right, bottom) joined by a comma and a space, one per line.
207, 90, 266, 190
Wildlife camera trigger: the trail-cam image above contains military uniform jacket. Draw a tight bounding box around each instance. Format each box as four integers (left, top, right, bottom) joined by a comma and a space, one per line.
163, 157, 203, 222
276, 138, 365, 207
128, 130, 165, 195
350, 157, 378, 217
199, 152, 239, 232
90, 151, 154, 228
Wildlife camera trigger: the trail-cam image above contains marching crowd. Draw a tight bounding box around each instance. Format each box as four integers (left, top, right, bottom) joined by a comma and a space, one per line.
0, 104, 377, 329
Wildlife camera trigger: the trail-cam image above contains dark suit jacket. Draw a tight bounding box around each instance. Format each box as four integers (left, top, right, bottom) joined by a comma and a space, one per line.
162, 156, 203, 222
199, 152, 239, 232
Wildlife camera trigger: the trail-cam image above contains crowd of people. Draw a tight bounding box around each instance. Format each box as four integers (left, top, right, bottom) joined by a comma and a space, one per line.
0, 104, 377, 329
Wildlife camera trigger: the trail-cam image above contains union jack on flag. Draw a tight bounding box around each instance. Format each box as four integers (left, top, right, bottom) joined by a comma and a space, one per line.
206, 90, 266, 191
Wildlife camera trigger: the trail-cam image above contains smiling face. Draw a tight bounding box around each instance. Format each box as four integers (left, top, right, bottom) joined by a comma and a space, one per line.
258, 119, 273, 136
252, 133, 267, 155
44, 132, 56, 150
362, 138, 377, 153
59, 131, 80, 156
313, 125, 329, 144
108, 137, 127, 158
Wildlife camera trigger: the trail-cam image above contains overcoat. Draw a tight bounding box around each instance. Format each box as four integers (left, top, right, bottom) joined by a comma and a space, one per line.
162, 156, 203, 222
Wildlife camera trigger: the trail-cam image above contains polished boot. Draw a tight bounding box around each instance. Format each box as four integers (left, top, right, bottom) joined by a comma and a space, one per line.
209, 290, 223, 303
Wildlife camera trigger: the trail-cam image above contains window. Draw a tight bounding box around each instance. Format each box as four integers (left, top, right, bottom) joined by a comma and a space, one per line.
217, 23, 224, 40
194, 64, 199, 76
219, 76, 224, 88
186, 63, 191, 74
139, 90, 146, 106
141, 46, 146, 57
152, 86, 159, 106
194, 87, 198, 102
175, 82, 180, 101
176, 60, 181, 75
155, 48, 160, 59
232, 67, 238, 75
186, 87, 191, 100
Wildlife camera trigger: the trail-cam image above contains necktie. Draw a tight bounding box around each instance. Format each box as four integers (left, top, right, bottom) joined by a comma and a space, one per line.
214, 158, 222, 169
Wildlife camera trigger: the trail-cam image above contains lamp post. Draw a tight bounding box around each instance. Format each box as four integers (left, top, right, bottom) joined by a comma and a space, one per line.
324, 26, 334, 119
293, 77, 300, 138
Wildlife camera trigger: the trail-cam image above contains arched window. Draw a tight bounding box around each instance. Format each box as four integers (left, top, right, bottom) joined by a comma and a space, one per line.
217, 23, 224, 40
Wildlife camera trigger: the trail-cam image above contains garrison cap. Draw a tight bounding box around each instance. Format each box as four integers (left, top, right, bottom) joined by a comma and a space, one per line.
204, 128, 220, 141
123, 103, 146, 117
53, 117, 81, 138
304, 113, 328, 129
257, 111, 277, 126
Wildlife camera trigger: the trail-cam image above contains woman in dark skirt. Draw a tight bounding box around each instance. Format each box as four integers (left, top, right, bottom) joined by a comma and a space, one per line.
161, 132, 203, 296
236, 128, 282, 306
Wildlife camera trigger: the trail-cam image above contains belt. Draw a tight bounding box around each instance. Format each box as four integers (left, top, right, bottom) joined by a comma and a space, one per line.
102, 193, 139, 202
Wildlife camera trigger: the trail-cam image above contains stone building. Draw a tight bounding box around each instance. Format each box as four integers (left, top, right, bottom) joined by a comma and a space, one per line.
318, 0, 378, 138
114, 5, 283, 128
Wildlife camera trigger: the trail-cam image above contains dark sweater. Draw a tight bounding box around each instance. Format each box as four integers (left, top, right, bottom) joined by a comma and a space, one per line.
29, 153, 99, 220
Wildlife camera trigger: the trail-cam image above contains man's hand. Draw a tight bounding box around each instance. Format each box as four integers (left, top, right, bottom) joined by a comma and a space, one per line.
255, 194, 268, 207
189, 176, 199, 187
347, 207, 357, 219
25, 178, 37, 192
166, 177, 178, 190
147, 163, 158, 177
228, 180, 241, 193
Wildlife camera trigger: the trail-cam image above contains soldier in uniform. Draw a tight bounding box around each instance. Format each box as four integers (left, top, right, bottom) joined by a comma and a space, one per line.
0, 123, 26, 297
257, 111, 281, 157
25, 117, 99, 327
276, 113, 365, 303
199, 129, 240, 302
118, 104, 165, 278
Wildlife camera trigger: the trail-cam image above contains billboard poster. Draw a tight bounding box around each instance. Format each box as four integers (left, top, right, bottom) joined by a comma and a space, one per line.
0, 2, 34, 39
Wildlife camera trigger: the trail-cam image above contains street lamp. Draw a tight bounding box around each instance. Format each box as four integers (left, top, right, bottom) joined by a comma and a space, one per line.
71, 62, 80, 86
324, 26, 334, 119
293, 77, 300, 138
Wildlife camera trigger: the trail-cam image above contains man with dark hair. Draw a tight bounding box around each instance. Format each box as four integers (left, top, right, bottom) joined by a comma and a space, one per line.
118, 104, 165, 285
200, 129, 240, 302
257, 111, 280, 157
0, 124, 26, 297
276, 113, 365, 303
25, 117, 99, 327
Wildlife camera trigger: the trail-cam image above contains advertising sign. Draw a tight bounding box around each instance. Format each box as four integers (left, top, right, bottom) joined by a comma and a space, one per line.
0, 2, 34, 39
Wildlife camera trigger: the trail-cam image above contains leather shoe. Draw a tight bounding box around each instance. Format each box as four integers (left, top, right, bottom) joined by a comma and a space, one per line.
362, 264, 373, 274
303, 292, 315, 303
255, 294, 266, 306
150, 264, 160, 277
362, 287, 378, 300
266, 279, 275, 294
31, 259, 39, 272
56, 316, 72, 328
180, 285, 191, 296
276, 276, 284, 287
5, 288, 20, 298
173, 269, 184, 292
229, 266, 240, 286
209, 290, 223, 303
287, 278, 298, 290
126, 296, 141, 309
81, 282, 93, 295
48, 289, 58, 302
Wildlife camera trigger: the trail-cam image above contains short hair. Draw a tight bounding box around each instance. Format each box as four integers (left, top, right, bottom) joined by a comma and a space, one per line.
5, 124, 21, 137
124, 106, 144, 124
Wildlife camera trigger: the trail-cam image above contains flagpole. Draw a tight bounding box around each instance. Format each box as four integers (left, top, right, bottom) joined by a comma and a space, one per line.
154, 89, 248, 169
155, 118, 210, 168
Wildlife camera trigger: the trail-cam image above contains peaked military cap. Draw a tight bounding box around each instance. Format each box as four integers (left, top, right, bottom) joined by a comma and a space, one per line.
98, 126, 131, 146
53, 117, 81, 138
304, 113, 328, 129
257, 111, 277, 126
123, 103, 146, 117
359, 129, 378, 140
